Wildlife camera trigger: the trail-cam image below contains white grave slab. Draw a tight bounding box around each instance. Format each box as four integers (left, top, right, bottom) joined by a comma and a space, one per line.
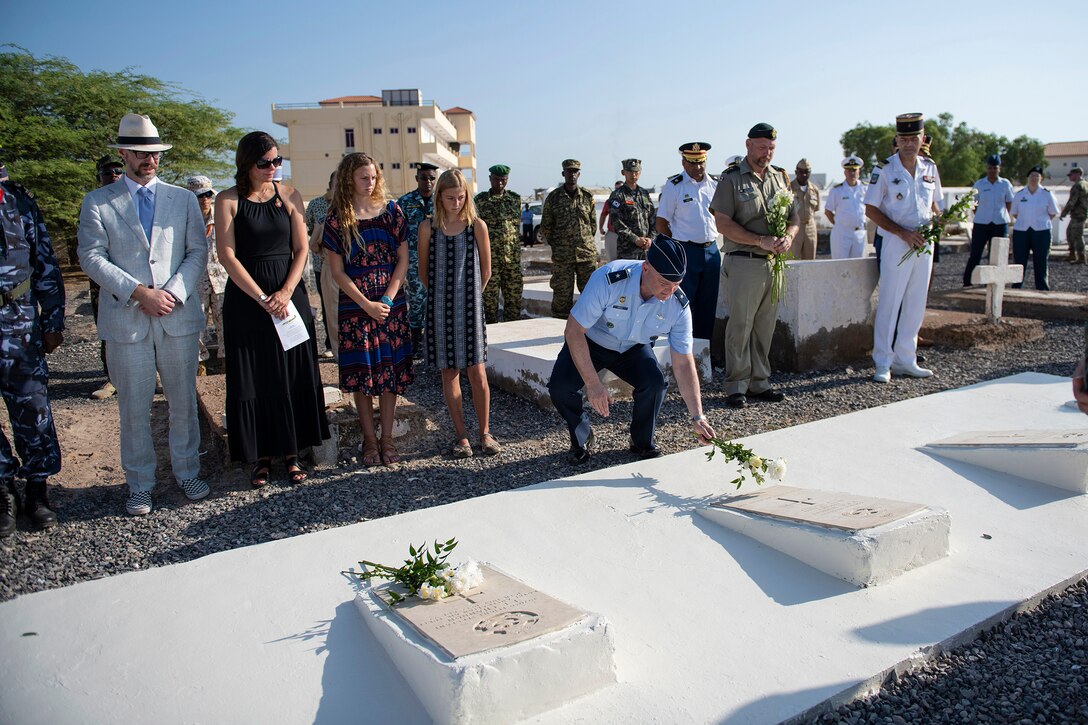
2, 373, 1087, 725
485, 317, 711, 410
925, 429, 1088, 493
698, 485, 950, 587
356, 564, 615, 724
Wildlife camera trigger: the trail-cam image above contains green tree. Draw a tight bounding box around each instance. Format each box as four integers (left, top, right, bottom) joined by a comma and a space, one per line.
839, 113, 1046, 187
0, 47, 243, 262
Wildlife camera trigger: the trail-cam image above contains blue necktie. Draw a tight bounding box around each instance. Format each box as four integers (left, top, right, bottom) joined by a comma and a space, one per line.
137, 186, 154, 242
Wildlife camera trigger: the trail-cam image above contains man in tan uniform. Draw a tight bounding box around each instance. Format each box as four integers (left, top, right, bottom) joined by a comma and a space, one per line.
790, 158, 819, 259
710, 123, 799, 408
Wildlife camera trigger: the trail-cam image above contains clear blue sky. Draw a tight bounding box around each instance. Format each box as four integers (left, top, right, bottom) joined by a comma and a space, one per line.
4, 0, 1081, 192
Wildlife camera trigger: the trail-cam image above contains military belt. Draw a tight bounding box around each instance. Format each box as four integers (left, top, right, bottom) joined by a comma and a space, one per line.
680, 240, 717, 249
0, 278, 31, 306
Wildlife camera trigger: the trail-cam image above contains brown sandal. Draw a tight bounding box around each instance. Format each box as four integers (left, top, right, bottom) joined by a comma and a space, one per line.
450, 439, 473, 459
361, 439, 381, 467
479, 433, 502, 456
380, 438, 401, 466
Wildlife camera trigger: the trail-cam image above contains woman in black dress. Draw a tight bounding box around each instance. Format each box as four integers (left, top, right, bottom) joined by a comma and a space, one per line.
215, 132, 330, 486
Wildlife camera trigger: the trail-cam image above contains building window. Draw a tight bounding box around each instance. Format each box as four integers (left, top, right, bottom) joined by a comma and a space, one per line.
379, 163, 384, 170
407, 127, 416, 134
408, 162, 416, 169
390, 127, 399, 134
459, 144, 472, 157
344, 128, 355, 148
373, 128, 382, 135
392, 163, 401, 170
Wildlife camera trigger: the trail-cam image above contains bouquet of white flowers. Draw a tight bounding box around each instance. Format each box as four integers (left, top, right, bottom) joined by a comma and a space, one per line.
705, 436, 787, 489
344, 538, 484, 605
765, 188, 795, 303
899, 188, 977, 265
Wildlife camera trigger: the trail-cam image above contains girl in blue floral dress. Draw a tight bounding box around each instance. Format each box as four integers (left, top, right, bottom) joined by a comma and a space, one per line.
323, 153, 413, 466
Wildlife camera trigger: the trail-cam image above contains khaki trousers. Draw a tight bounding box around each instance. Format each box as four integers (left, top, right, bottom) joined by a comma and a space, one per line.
319, 262, 340, 355
721, 255, 777, 395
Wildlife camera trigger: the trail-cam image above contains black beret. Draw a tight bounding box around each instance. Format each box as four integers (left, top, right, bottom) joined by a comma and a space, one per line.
748, 123, 776, 140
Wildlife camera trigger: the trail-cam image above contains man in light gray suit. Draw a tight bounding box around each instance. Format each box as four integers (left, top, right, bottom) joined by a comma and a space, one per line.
78, 114, 211, 516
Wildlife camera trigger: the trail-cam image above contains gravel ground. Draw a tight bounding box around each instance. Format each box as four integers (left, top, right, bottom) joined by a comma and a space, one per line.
2, 248, 1085, 722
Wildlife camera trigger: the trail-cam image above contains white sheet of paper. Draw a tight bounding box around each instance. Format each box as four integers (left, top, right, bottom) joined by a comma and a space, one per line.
273, 300, 310, 351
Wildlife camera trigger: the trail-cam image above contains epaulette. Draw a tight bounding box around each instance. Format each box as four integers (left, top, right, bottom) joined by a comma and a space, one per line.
669, 173, 683, 185
709, 174, 720, 181
771, 165, 785, 173
833, 182, 843, 188
723, 165, 740, 175
606, 268, 631, 285
673, 287, 689, 308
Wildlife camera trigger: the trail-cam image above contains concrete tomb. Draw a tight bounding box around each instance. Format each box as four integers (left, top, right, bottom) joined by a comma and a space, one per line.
485, 317, 711, 410
698, 484, 951, 587
714, 257, 879, 371
356, 564, 616, 724
925, 430, 1088, 494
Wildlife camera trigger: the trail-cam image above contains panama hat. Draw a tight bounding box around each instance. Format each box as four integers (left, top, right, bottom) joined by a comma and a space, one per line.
107, 113, 173, 152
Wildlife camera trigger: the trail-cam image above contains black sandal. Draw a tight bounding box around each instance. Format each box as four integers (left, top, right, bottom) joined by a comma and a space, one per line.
286, 456, 308, 484
250, 458, 271, 488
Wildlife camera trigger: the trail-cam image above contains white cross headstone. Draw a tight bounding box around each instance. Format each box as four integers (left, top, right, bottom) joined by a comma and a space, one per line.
969, 236, 1023, 323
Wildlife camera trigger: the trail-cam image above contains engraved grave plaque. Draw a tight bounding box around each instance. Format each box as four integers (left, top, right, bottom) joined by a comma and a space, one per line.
711, 485, 926, 532
373, 564, 586, 659
929, 430, 1088, 448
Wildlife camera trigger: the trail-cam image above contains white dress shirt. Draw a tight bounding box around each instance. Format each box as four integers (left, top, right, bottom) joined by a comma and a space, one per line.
122, 173, 160, 201
656, 171, 719, 243
864, 153, 943, 232
1011, 186, 1058, 231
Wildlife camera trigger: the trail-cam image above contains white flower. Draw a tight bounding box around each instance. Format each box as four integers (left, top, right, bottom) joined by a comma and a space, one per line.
418, 582, 447, 601
437, 566, 454, 581
448, 560, 483, 595
767, 458, 787, 481
748, 456, 764, 473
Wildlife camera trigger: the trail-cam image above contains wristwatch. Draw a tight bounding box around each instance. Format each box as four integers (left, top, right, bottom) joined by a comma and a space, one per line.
258, 293, 268, 302
692, 414, 706, 422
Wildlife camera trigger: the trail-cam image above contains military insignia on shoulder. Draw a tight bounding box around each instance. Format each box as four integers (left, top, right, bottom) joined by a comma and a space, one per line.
606, 268, 631, 284
771, 165, 785, 172
709, 174, 720, 181
670, 173, 683, 185
724, 165, 740, 175
611, 199, 620, 208
869, 171, 880, 183
673, 287, 689, 308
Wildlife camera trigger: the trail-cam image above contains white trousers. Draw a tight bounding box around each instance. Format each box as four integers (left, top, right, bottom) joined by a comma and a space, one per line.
830, 225, 866, 259
872, 232, 932, 370
106, 320, 201, 492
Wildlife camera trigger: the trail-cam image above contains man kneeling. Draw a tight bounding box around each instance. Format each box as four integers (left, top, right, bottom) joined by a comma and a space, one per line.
548, 236, 716, 463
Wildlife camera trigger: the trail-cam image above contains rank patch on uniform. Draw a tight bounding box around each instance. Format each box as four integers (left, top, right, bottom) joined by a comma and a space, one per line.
611, 200, 620, 208
869, 172, 880, 183
606, 269, 632, 284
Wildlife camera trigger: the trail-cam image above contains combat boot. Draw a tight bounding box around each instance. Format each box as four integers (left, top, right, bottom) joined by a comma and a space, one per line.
24, 478, 57, 530
0, 479, 19, 538
411, 328, 424, 361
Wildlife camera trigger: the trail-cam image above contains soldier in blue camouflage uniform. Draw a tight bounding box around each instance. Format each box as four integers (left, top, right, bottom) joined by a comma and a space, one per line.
474, 164, 524, 322
396, 162, 438, 357
0, 159, 65, 536
606, 158, 656, 260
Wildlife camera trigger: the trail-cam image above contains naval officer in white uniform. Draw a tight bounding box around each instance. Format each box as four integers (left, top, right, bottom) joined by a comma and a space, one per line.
824, 155, 868, 259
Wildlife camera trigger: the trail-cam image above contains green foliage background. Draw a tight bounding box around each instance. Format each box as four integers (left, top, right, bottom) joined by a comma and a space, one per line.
839, 112, 1046, 187
0, 47, 244, 262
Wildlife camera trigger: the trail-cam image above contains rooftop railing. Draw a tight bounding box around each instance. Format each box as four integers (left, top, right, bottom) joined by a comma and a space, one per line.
272, 100, 439, 110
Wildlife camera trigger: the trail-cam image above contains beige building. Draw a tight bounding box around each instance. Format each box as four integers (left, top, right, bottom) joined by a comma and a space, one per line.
271, 89, 477, 200
1044, 141, 1088, 183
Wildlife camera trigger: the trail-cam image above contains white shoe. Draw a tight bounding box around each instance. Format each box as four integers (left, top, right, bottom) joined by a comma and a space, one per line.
90, 381, 116, 400
872, 367, 891, 383
891, 363, 933, 378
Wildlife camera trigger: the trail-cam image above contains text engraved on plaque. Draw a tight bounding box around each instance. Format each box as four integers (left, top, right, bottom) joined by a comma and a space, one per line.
374, 564, 586, 659
711, 485, 926, 532
929, 430, 1088, 448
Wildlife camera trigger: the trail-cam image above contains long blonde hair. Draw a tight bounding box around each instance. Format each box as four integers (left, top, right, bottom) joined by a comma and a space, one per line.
431, 169, 476, 232
330, 152, 387, 242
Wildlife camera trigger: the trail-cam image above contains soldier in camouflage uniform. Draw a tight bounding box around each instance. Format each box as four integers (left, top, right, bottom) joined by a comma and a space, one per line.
606, 158, 656, 260
0, 162, 64, 536
396, 163, 438, 355
474, 164, 523, 323
1061, 166, 1088, 264
540, 159, 598, 318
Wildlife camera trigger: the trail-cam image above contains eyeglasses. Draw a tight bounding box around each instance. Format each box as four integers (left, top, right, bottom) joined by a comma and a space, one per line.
255, 156, 284, 170
100, 167, 124, 176
196, 191, 214, 199
131, 150, 163, 160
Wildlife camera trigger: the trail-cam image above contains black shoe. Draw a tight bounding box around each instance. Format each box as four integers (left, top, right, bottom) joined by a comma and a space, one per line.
726, 393, 748, 408
411, 329, 424, 361
629, 443, 663, 460
0, 480, 18, 538
24, 479, 57, 530
746, 389, 785, 403
568, 430, 594, 464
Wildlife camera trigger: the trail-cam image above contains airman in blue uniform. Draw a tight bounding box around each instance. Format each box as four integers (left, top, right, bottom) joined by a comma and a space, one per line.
547, 236, 715, 463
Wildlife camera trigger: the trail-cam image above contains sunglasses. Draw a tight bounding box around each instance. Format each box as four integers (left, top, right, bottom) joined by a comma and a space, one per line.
100, 167, 124, 176
255, 156, 284, 170
197, 191, 214, 199
131, 150, 163, 160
